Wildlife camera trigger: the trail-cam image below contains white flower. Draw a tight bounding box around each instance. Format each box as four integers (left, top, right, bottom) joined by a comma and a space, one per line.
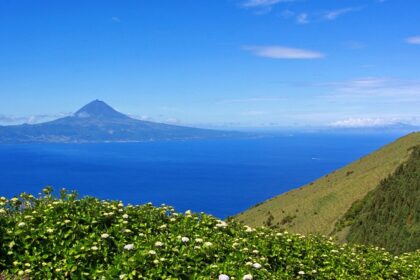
216, 221, 227, 228
119, 274, 127, 279
185, 210, 192, 215
245, 226, 253, 232
11, 197, 19, 202
46, 228, 54, 233
219, 274, 230, 280
148, 250, 157, 255
101, 233, 110, 239
122, 214, 129, 219
243, 274, 253, 280
195, 238, 203, 243
155, 241, 164, 247
123, 244, 134, 250
252, 263, 262, 269
203, 242, 213, 248
91, 246, 98, 251
298, 271, 305, 275
64, 219, 71, 224
181, 237, 190, 243
18, 222, 26, 227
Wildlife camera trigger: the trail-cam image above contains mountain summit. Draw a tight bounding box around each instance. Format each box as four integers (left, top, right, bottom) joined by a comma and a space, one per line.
74, 100, 130, 121
0, 100, 240, 143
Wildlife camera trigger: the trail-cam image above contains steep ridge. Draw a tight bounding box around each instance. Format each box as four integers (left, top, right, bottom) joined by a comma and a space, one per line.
234, 132, 420, 238
338, 145, 420, 254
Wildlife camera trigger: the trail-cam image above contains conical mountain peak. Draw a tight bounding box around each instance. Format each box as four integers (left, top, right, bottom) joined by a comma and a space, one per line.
74, 100, 130, 120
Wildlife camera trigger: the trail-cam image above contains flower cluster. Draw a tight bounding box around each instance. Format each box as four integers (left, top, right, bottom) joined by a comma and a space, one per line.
0, 188, 418, 279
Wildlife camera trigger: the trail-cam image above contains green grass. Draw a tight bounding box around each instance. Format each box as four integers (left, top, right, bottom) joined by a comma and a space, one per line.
1, 188, 419, 279
234, 132, 420, 238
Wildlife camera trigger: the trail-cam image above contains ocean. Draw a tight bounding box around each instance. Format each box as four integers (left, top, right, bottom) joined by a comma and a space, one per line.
0, 133, 400, 218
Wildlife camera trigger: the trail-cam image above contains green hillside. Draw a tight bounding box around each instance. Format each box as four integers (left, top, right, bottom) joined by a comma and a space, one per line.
337, 145, 420, 254
234, 132, 420, 238
0, 189, 419, 279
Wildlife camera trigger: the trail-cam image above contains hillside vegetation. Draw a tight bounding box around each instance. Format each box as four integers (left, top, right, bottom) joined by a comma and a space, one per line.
337, 145, 420, 254
234, 132, 420, 238
1, 189, 419, 279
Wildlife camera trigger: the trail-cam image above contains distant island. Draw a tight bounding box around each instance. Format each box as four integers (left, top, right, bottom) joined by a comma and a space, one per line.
0, 100, 242, 143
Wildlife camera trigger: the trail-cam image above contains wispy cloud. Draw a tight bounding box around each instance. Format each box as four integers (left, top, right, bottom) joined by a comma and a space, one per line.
329, 117, 400, 128
111, 17, 121, 22
344, 41, 366, 49
405, 36, 420, 45
320, 77, 420, 104
280, 9, 295, 18
296, 13, 309, 24
0, 113, 71, 126
242, 0, 291, 8
323, 7, 361, 20
241, 110, 268, 116
218, 97, 287, 104
244, 45, 325, 59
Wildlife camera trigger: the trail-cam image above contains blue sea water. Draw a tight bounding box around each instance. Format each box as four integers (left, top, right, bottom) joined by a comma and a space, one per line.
0, 134, 401, 218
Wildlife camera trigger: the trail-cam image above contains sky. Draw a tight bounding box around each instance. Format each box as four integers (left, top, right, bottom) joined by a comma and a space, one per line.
0, 0, 419, 128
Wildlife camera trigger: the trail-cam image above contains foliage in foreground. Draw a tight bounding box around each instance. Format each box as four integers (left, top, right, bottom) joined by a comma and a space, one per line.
0, 189, 419, 279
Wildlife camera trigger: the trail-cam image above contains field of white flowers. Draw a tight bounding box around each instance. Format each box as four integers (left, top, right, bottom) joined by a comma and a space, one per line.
0, 188, 419, 279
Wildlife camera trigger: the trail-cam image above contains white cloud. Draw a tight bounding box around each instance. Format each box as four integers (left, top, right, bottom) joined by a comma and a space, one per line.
405, 36, 420, 45
242, 0, 291, 8
329, 117, 399, 128
241, 110, 268, 116
324, 7, 360, 20
296, 13, 309, 24
244, 45, 324, 59
0, 113, 72, 126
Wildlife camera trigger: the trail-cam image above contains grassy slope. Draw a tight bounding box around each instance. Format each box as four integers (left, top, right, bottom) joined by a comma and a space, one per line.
234, 132, 420, 237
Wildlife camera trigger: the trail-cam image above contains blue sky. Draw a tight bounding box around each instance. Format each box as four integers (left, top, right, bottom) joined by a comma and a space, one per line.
1, 0, 419, 128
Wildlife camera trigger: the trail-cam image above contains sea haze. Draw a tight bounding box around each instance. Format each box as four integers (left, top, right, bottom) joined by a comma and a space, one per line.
0, 134, 400, 218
